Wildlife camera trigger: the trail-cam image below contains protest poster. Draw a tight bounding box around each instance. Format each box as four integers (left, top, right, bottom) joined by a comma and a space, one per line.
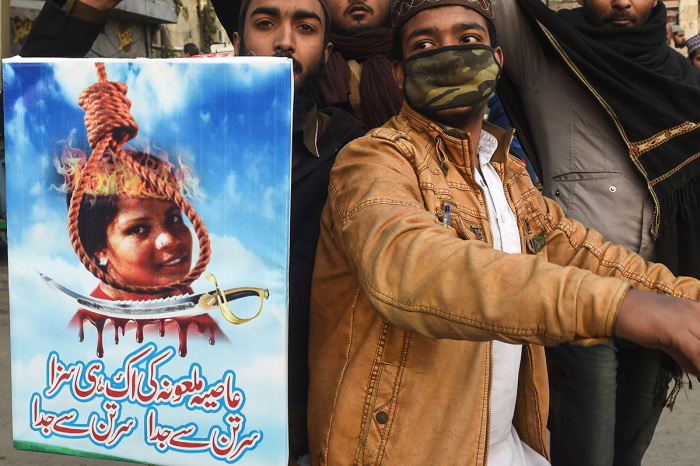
2, 56, 293, 465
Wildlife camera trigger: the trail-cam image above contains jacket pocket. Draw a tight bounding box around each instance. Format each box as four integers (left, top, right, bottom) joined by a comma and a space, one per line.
454, 215, 486, 242
359, 329, 410, 464
362, 362, 400, 463
544, 171, 648, 253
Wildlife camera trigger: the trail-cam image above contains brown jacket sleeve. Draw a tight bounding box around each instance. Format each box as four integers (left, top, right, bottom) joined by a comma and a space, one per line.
323, 130, 700, 347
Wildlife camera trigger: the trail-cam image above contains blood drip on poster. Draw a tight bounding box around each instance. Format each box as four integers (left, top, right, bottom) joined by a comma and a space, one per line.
74, 310, 217, 357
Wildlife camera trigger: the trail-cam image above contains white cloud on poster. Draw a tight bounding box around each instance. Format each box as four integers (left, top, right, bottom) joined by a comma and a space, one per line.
236, 353, 286, 392
225, 171, 243, 204
126, 66, 186, 126
6, 98, 35, 158
51, 62, 101, 109
40, 154, 51, 171
195, 233, 273, 286
246, 162, 261, 185
25, 221, 74, 257
11, 353, 48, 395
261, 185, 282, 221
2, 63, 15, 86
30, 201, 62, 231
29, 181, 44, 197
261, 176, 290, 223
215, 141, 289, 224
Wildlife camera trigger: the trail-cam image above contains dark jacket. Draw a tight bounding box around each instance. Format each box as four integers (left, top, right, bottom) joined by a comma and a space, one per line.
288, 108, 364, 456
21, 0, 103, 58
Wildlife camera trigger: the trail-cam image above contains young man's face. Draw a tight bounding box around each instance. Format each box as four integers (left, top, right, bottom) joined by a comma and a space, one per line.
328, 0, 390, 35
577, 0, 657, 28
233, 0, 332, 86
392, 5, 503, 126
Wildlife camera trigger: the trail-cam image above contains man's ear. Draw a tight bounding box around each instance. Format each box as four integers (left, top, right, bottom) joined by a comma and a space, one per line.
494, 45, 504, 69
392, 60, 404, 90
233, 32, 241, 55
324, 40, 333, 63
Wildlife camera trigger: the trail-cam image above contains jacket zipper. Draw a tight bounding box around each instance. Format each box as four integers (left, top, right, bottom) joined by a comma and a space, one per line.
524, 345, 549, 459
471, 172, 492, 245
435, 136, 449, 176
470, 224, 485, 241
498, 131, 546, 457
464, 135, 494, 464
496, 130, 525, 252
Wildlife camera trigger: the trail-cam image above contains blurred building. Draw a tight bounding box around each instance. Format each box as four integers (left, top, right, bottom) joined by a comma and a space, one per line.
161, 0, 232, 56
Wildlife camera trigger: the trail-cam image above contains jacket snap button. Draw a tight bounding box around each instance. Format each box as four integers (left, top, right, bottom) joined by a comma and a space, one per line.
609, 186, 617, 193
376, 411, 389, 424
555, 189, 560, 196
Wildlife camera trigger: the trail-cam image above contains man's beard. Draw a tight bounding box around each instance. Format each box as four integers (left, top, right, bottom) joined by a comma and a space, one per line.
333, 19, 390, 36
588, 8, 653, 28
237, 42, 324, 130
290, 56, 325, 131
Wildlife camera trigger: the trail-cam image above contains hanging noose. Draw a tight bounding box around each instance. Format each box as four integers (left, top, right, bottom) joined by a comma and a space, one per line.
67, 62, 211, 295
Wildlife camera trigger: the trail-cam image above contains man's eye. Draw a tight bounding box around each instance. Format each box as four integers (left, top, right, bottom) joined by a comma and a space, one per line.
415, 41, 432, 50
298, 23, 316, 33
461, 35, 478, 44
255, 20, 274, 29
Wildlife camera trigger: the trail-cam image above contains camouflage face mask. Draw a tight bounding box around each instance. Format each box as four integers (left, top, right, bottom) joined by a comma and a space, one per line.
402, 44, 501, 112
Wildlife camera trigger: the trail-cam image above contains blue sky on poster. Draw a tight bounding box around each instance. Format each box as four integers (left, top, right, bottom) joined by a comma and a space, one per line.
2, 57, 293, 464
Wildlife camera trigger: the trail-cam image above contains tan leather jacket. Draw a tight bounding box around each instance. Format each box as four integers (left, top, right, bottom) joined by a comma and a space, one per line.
308, 104, 700, 465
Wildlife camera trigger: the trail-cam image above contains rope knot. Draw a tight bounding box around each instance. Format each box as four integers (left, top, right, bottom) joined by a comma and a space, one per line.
78, 73, 138, 149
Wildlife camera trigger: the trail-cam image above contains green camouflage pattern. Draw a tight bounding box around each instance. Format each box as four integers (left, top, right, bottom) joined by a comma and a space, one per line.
403, 45, 500, 111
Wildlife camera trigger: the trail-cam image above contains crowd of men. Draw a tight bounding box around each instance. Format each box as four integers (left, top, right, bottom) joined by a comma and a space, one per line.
19, 0, 700, 464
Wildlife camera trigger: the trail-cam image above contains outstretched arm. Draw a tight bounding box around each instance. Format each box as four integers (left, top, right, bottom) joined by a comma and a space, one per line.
20, 0, 123, 58
616, 290, 700, 375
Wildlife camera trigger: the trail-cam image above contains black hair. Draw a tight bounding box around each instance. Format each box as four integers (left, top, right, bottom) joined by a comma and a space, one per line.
183, 43, 200, 56
73, 194, 119, 261
391, 18, 499, 61
238, 2, 249, 39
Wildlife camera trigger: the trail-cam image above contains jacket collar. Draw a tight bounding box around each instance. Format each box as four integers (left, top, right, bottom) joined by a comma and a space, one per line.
399, 102, 514, 169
